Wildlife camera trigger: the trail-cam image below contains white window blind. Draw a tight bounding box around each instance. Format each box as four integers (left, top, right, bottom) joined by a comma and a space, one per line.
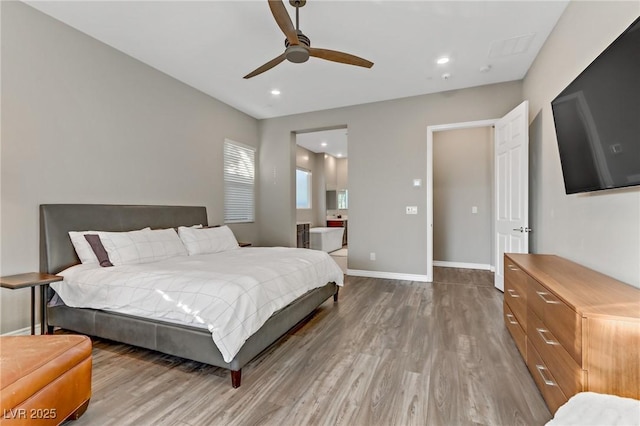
224, 140, 255, 223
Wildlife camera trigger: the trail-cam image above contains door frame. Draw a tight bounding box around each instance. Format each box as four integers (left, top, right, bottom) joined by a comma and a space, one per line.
426, 119, 498, 282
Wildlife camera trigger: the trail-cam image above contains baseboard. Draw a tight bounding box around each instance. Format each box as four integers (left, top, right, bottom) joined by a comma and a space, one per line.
347, 269, 430, 282
1, 326, 34, 336
433, 261, 493, 271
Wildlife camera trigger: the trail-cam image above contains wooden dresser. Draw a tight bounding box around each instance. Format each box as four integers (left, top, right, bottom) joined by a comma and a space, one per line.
504, 253, 640, 413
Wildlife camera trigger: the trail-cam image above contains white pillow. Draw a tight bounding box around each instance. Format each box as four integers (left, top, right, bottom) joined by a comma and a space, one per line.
178, 225, 239, 255
99, 228, 187, 266
69, 228, 150, 264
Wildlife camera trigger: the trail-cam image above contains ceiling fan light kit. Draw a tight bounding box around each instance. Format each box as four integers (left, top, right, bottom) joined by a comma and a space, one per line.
244, 0, 373, 79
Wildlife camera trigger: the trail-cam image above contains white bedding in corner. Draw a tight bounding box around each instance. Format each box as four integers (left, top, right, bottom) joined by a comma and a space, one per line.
51, 247, 344, 363
546, 392, 640, 426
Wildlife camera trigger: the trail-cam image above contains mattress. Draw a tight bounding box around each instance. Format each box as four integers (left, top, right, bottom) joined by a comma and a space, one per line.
51, 247, 344, 362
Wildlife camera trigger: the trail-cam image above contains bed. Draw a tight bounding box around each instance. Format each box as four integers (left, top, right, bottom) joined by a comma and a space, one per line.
546, 392, 640, 425
40, 204, 343, 388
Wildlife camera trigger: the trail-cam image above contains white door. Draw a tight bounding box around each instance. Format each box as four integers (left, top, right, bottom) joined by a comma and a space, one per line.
494, 101, 530, 291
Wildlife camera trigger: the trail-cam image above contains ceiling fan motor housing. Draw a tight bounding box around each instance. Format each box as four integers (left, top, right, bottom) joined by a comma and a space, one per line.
285, 31, 310, 63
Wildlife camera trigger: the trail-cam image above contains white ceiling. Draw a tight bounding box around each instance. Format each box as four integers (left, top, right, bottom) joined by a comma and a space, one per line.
296, 128, 348, 158
25, 0, 569, 120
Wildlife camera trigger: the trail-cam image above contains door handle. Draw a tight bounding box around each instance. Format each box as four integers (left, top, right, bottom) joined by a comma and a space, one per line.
512, 227, 533, 233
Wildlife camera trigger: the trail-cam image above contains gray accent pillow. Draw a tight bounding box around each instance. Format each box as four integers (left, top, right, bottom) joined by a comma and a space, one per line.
84, 234, 113, 267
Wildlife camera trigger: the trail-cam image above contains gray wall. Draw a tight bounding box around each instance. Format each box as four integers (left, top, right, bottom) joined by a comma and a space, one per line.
523, 1, 640, 288
258, 81, 523, 275
0, 2, 259, 333
324, 154, 338, 190
325, 156, 349, 217
337, 158, 348, 192
433, 127, 493, 266
295, 145, 325, 226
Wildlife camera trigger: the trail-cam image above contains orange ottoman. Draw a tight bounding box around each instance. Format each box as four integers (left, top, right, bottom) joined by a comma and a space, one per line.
0, 335, 92, 425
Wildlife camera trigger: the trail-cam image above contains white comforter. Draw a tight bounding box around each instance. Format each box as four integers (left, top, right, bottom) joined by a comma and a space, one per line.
51, 247, 344, 362
546, 392, 640, 426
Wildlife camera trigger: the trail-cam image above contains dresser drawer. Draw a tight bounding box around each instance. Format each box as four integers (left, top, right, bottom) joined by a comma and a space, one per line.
528, 308, 583, 398
527, 276, 582, 365
504, 262, 528, 331
504, 300, 527, 360
526, 339, 568, 414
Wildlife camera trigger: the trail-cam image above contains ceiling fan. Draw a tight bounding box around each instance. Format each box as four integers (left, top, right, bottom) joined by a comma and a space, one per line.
244, 0, 374, 79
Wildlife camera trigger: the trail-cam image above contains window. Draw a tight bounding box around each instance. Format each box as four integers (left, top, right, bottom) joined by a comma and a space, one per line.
296, 168, 312, 209
224, 140, 255, 223
337, 190, 348, 209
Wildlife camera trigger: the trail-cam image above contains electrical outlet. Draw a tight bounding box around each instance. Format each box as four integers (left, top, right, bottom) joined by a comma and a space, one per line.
472, 206, 478, 214
370, 252, 376, 261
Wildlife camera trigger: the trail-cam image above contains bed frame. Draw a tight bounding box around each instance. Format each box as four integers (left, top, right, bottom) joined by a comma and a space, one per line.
40, 204, 338, 388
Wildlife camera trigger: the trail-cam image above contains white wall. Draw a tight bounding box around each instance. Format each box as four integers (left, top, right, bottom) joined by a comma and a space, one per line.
0, 2, 259, 332
258, 81, 523, 276
523, 1, 640, 287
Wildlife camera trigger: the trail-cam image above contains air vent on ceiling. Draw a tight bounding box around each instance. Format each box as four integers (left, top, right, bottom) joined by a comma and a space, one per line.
488, 34, 535, 58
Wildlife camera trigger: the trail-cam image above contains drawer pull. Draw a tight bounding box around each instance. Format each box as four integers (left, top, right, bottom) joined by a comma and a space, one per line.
536, 328, 560, 346
536, 291, 560, 304
535, 364, 557, 387
507, 289, 520, 298
506, 313, 519, 325
507, 264, 519, 271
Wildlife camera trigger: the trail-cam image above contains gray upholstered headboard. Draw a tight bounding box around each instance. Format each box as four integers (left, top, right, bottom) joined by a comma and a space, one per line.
40, 204, 208, 274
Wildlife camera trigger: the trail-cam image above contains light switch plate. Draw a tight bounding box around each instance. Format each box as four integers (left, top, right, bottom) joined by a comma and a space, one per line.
406, 206, 418, 214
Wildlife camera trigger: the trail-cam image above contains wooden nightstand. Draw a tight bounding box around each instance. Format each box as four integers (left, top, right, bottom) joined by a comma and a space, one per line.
0, 273, 63, 335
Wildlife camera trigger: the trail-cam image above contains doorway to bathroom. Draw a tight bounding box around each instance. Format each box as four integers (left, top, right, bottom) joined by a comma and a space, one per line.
295, 127, 348, 273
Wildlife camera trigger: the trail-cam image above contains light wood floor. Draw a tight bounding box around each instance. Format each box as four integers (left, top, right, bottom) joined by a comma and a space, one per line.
66, 268, 551, 426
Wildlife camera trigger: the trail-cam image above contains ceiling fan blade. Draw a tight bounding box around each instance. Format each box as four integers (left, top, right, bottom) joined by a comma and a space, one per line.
309, 48, 374, 68
268, 0, 300, 46
244, 53, 287, 79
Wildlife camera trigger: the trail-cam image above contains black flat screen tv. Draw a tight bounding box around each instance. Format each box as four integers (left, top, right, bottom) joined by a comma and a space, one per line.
551, 16, 640, 194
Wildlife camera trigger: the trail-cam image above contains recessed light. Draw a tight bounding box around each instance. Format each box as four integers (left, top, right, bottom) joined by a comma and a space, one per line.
436, 57, 450, 65
321, 142, 328, 147
337, 153, 342, 158
270, 89, 281, 95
